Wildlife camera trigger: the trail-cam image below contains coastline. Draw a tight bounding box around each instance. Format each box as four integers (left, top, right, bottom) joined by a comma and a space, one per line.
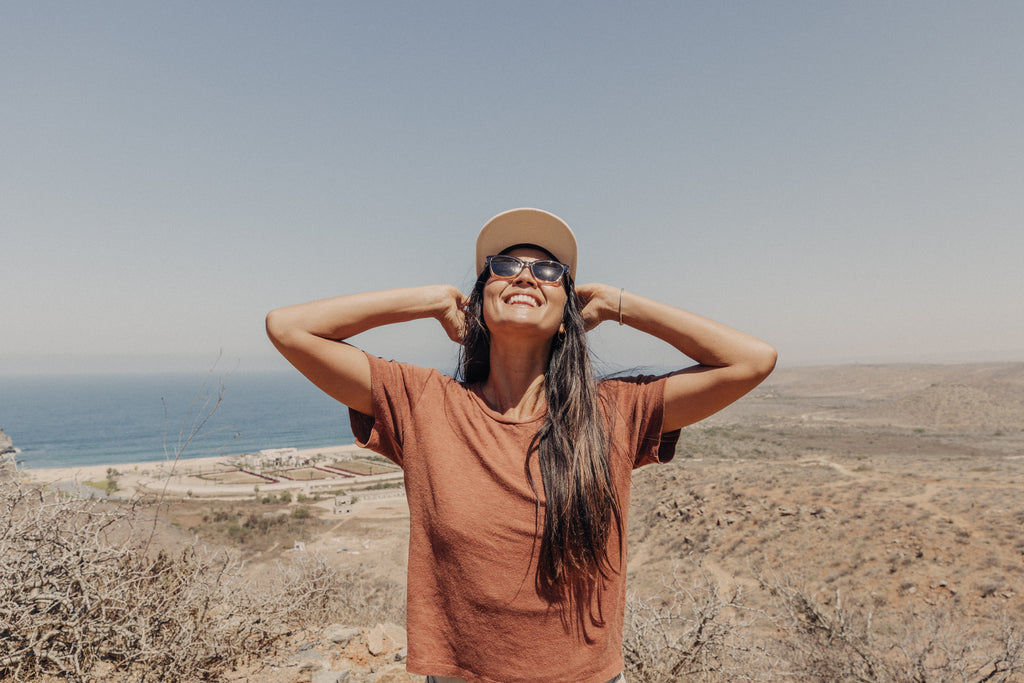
18, 443, 394, 500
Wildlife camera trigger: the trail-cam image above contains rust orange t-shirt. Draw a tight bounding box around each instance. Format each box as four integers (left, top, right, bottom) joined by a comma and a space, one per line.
349, 353, 679, 683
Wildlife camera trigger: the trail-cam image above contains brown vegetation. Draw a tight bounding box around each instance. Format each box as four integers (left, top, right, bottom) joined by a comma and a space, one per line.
0, 476, 406, 682
4, 363, 1024, 681
619, 363, 1024, 681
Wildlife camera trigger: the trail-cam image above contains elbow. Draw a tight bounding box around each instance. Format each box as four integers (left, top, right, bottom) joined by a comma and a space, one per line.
265, 307, 295, 348
729, 340, 776, 386
750, 342, 778, 381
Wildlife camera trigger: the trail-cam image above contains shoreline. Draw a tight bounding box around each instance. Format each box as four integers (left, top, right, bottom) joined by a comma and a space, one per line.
18, 443, 397, 500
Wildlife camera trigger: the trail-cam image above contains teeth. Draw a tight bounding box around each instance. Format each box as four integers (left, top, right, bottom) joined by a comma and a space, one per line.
507, 294, 538, 307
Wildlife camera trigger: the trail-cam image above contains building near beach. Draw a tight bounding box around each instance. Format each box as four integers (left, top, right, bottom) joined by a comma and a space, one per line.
243, 448, 301, 470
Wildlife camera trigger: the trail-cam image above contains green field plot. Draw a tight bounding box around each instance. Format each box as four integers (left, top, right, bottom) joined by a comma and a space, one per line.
328, 460, 399, 476
273, 467, 345, 481
191, 469, 276, 485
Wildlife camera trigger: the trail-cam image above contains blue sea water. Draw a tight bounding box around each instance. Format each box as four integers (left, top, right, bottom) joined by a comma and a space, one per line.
0, 372, 355, 470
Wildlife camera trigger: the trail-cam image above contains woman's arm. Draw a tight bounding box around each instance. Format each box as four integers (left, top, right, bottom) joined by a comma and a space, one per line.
265, 285, 466, 415
577, 283, 777, 432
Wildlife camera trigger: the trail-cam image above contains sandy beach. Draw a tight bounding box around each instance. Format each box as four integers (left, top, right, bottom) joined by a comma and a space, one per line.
19, 443, 399, 500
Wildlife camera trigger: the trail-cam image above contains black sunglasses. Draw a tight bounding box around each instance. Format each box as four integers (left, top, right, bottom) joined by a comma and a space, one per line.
485, 255, 568, 283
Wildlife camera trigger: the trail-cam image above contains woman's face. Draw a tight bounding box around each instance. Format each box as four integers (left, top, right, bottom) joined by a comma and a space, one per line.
481, 247, 568, 342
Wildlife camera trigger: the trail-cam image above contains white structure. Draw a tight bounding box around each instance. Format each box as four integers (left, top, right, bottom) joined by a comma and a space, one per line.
244, 448, 303, 471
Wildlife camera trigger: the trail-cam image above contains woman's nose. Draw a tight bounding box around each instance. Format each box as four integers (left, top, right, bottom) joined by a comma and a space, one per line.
514, 269, 538, 286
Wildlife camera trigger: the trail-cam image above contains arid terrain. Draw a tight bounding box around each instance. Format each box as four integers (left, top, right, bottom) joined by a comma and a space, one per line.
631, 362, 1024, 615
180, 363, 1024, 680
7, 362, 1024, 682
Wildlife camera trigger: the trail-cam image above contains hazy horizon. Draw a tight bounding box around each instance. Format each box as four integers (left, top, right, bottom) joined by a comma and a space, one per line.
3, 346, 1023, 378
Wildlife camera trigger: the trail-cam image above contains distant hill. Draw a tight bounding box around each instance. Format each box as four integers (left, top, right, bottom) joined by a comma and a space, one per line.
709, 362, 1024, 433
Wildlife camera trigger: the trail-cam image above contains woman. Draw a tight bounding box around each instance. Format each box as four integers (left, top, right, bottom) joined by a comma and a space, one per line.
266, 208, 776, 683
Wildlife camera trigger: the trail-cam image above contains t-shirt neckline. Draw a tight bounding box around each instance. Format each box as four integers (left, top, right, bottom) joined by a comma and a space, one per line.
463, 383, 547, 426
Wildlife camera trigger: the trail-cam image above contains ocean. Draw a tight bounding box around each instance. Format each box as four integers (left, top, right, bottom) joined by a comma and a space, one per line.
0, 371, 356, 470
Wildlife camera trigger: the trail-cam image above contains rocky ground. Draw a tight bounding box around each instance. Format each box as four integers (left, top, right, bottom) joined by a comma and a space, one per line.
221, 622, 416, 683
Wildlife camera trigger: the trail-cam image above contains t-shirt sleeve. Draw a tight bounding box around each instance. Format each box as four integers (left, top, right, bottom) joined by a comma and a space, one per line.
600, 374, 681, 468
347, 352, 437, 468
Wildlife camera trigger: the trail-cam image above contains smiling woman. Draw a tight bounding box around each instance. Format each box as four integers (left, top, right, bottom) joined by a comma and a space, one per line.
478, 247, 568, 349
265, 207, 776, 683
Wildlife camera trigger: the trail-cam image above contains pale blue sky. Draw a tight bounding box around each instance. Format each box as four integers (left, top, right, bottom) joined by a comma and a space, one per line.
3, 1, 1022, 375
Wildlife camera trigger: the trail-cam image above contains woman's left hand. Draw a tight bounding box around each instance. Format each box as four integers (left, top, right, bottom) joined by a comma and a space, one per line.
575, 283, 617, 331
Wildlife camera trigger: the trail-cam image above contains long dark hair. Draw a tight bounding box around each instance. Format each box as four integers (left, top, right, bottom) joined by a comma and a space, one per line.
457, 262, 622, 614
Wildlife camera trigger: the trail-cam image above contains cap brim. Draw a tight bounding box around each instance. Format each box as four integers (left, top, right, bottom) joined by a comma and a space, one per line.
475, 208, 577, 280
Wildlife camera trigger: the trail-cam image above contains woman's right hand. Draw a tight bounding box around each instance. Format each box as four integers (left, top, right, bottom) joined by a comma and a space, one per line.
266, 285, 469, 415
435, 285, 468, 343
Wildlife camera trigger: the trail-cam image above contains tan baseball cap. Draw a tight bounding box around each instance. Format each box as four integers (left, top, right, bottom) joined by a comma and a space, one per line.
475, 208, 577, 280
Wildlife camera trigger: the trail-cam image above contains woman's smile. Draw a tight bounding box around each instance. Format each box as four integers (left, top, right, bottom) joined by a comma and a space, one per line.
504, 292, 541, 307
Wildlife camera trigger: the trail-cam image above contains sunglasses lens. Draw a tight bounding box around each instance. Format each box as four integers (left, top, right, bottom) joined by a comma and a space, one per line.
487, 255, 565, 282
488, 256, 521, 277
531, 261, 565, 282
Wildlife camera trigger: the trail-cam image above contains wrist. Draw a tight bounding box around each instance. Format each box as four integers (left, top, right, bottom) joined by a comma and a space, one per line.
598, 285, 624, 325
594, 284, 622, 325
430, 284, 461, 315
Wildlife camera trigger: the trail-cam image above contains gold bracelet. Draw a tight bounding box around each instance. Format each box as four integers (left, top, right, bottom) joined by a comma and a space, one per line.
618, 288, 624, 326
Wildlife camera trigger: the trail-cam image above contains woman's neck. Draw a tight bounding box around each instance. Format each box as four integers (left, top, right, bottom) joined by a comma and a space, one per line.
480, 340, 550, 419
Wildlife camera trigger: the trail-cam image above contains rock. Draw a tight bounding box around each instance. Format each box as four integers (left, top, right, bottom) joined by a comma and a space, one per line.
373, 664, 417, 682
0, 429, 16, 471
0, 428, 13, 453
364, 622, 407, 657
325, 624, 363, 647
364, 624, 387, 656
341, 665, 373, 682
381, 623, 407, 649
312, 671, 351, 683
291, 643, 326, 670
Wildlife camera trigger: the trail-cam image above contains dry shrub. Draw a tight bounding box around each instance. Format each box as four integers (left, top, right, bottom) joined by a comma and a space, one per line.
623, 562, 767, 682
0, 478, 265, 681
759, 568, 1024, 683
759, 571, 886, 682
0, 477, 396, 683
264, 554, 405, 629
623, 561, 1024, 683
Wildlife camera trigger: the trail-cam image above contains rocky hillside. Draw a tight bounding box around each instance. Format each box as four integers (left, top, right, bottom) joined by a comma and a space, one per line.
1, 428, 16, 475
0, 428, 14, 454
